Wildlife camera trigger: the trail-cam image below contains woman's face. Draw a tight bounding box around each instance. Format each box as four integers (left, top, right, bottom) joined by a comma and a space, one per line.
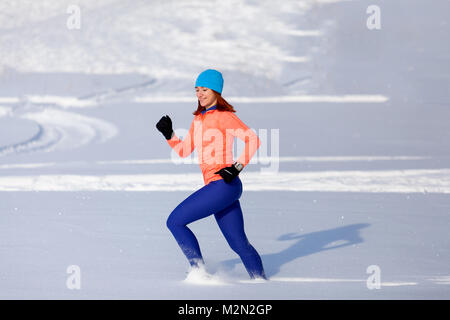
196, 87, 217, 108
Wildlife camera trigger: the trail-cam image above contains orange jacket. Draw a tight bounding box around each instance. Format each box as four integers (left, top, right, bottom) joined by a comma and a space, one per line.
167, 107, 261, 185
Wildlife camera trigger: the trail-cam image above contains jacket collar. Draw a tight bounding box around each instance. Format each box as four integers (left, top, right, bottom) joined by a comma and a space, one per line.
200, 105, 217, 115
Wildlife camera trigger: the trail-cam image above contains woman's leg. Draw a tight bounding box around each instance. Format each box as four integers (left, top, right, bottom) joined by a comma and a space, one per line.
166, 178, 242, 268
214, 200, 267, 279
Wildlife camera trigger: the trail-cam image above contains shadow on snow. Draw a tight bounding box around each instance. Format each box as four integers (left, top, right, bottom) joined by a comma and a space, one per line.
220, 223, 370, 278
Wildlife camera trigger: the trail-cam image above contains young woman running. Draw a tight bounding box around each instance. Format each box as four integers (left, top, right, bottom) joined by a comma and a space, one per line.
156, 69, 267, 280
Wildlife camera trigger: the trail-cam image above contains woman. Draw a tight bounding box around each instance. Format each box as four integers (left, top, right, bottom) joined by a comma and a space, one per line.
156, 69, 266, 280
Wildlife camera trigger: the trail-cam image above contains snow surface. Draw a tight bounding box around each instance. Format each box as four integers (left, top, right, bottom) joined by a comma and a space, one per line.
0, 0, 449, 299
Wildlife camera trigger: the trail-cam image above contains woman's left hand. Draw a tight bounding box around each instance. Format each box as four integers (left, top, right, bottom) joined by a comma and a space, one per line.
214, 165, 240, 183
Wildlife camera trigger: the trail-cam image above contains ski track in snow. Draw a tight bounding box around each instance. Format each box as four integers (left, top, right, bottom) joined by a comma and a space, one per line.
0, 155, 434, 169
0, 123, 57, 156
0, 76, 159, 156
179, 272, 441, 287
428, 276, 450, 285
169, 271, 449, 288
21, 109, 118, 149
0, 108, 118, 156
182, 274, 419, 287
0, 169, 449, 193
242, 277, 418, 287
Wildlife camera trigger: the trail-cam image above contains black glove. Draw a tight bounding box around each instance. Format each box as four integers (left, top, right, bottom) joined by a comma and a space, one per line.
215, 164, 241, 183
156, 115, 173, 140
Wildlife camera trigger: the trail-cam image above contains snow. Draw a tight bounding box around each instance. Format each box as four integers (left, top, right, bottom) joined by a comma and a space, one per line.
1, 0, 450, 299
24, 95, 98, 108
134, 94, 390, 103
0, 106, 12, 118
1, 169, 450, 193
183, 264, 230, 286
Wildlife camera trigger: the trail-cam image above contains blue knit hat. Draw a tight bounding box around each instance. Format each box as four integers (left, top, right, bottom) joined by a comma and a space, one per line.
195, 69, 224, 94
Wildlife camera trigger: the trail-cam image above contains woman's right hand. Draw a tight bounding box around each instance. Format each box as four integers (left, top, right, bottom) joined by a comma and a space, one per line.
156, 115, 174, 140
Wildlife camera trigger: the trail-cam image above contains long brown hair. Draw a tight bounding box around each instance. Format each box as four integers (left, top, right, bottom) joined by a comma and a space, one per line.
193, 90, 236, 115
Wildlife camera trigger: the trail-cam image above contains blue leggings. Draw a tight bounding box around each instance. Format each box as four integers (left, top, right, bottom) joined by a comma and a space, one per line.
166, 177, 266, 279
